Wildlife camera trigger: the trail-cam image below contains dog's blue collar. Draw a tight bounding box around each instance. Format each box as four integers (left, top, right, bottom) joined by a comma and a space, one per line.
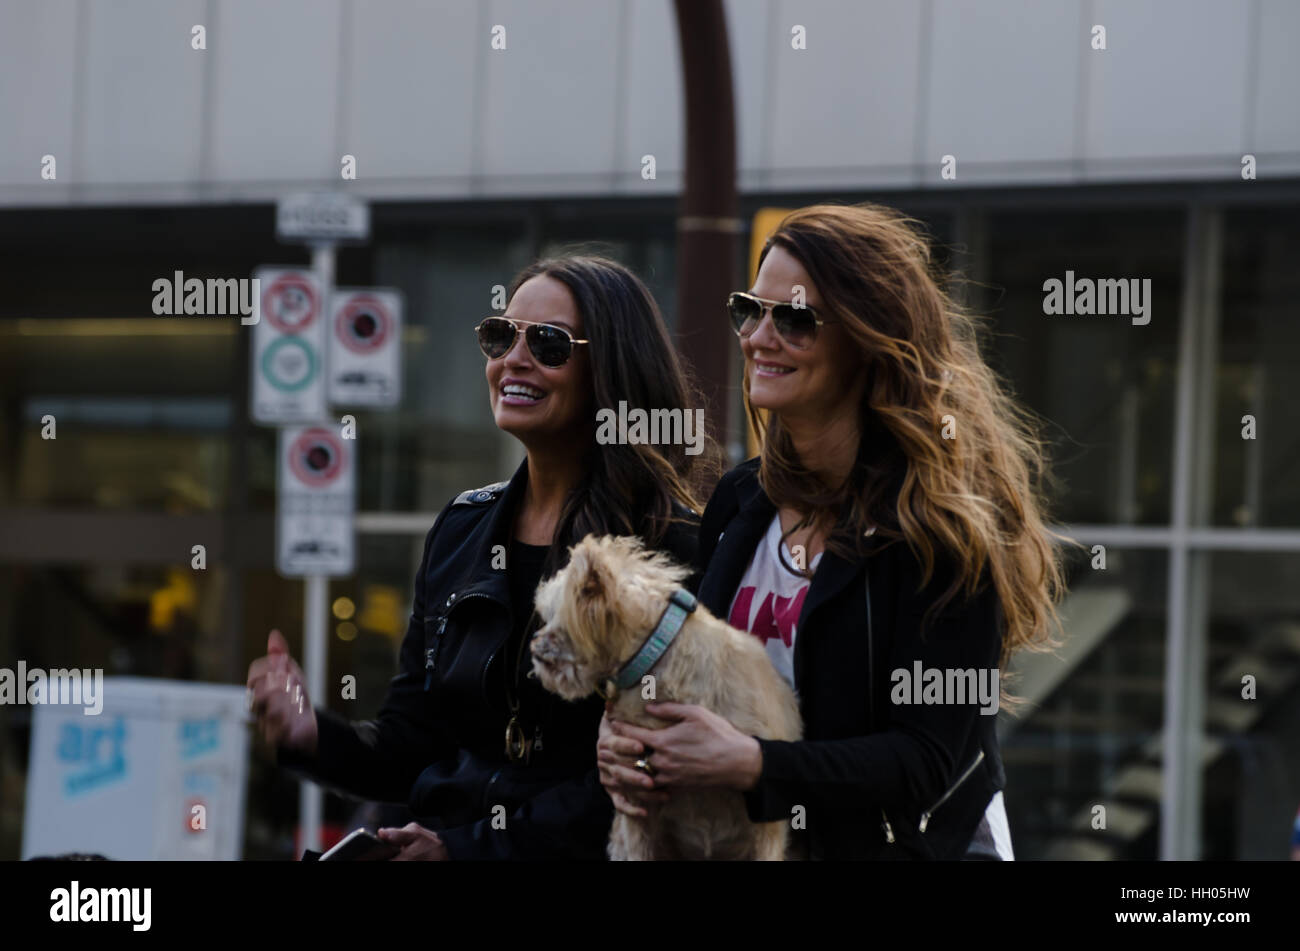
612, 588, 697, 691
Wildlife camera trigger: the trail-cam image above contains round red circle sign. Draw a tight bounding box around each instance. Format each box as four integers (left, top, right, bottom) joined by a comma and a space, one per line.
288, 428, 345, 487
335, 294, 391, 354
264, 274, 319, 334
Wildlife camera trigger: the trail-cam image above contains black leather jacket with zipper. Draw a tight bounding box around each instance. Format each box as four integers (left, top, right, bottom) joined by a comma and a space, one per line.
696, 459, 1007, 860
278, 458, 700, 859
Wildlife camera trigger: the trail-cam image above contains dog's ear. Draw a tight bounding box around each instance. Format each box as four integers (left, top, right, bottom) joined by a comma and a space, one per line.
570, 536, 609, 600
580, 560, 604, 598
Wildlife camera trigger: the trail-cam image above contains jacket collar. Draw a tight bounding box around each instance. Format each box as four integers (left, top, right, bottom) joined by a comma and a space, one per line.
698, 465, 775, 618
450, 457, 532, 605
700, 459, 899, 631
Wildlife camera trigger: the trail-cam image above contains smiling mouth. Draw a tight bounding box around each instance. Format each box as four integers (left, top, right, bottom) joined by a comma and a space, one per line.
501, 383, 546, 404
754, 362, 795, 376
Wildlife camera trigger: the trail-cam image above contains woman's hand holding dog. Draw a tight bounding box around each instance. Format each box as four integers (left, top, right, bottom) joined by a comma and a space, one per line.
597, 706, 671, 817
598, 701, 763, 810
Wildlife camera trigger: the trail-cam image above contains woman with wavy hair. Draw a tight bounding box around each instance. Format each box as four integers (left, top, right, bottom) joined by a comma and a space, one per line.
598, 203, 1065, 860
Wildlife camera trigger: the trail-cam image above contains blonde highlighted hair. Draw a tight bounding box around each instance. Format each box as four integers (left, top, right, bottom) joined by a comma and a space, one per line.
747, 203, 1067, 680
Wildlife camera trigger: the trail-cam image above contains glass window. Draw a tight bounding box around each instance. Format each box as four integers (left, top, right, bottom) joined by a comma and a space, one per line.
539, 215, 679, 329
1000, 546, 1169, 860
1211, 208, 1300, 527
979, 210, 1185, 526
2, 324, 239, 511
1197, 551, 1300, 859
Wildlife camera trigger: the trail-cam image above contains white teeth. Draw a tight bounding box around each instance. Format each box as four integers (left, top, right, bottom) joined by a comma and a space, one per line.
756, 363, 794, 374
503, 383, 545, 399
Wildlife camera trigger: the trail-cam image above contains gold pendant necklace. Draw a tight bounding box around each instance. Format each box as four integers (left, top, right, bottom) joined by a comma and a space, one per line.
504, 716, 528, 762
503, 610, 537, 763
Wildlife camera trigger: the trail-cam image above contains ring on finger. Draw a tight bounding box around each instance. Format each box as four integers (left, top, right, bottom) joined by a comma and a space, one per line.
634, 757, 656, 777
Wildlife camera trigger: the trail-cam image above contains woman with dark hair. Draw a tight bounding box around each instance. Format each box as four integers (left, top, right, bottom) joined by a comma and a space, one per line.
597, 203, 1067, 860
248, 254, 716, 860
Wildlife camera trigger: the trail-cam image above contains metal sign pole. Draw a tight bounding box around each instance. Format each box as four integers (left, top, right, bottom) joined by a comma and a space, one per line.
300, 241, 335, 856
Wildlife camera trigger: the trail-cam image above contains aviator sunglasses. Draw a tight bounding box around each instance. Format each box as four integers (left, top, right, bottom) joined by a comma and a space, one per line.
726, 291, 832, 351
474, 316, 589, 368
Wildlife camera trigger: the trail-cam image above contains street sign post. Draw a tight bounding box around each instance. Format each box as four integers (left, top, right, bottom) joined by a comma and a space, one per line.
266, 193, 372, 858
328, 288, 403, 407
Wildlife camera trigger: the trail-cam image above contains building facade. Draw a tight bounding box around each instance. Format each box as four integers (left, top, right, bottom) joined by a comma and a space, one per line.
1, 0, 1298, 860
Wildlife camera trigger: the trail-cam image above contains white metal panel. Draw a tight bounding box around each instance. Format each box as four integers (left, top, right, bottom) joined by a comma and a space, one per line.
618, 0, 682, 194
477, 0, 622, 194
81, 0, 207, 185
1253, 0, 1300, 161
925, 0, 1082, 184
343, 0, 479, 185
1, 0, 1297, 205
765, 0, 926, 190
209, 0, 343, 183
0, 0, 78, 189
1085, 0, 1251, 178
725, 0, 774, 187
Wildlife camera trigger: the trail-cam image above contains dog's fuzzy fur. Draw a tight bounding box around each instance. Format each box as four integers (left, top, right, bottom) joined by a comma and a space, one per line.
530, 534, 803, 860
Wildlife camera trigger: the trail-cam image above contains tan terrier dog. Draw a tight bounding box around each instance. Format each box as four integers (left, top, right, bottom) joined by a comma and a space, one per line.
530, 534, 802, 860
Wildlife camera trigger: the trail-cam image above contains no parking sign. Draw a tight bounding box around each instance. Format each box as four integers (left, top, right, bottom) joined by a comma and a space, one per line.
251, 267, 327, 424
328, 288, 403, 407
277, 425, 355, 577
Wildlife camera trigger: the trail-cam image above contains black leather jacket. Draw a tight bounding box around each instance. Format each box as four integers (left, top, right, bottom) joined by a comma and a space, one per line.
696, 459, 1007, 860
279, 458, 699, 859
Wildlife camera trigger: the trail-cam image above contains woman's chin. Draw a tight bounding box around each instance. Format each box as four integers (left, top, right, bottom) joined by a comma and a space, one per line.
748, 380, 795, 413
494, 405, 547, 437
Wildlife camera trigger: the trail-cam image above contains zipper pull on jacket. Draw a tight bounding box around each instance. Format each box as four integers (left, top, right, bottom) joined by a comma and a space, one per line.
424, 617, 448, 691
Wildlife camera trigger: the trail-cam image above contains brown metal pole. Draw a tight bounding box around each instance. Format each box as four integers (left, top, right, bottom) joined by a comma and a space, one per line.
672, 0, 739, 454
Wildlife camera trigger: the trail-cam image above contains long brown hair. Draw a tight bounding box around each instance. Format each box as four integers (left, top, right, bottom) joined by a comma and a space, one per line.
746, 204, 1066, 676
508, 254, 722, 577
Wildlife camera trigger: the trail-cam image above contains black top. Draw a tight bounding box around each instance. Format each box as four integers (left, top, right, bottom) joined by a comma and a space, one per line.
483, 539, 550, 723
277, 457, 701, 860
695, 458, 1006, 860
506, 540, 550, 635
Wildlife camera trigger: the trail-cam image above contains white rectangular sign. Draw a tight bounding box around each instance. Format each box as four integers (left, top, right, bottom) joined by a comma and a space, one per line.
328, 288, 403, 407
277, 192, 370, 243
22, 678, 249, 861
277, 424, 355, 576
251, 266, 327, 425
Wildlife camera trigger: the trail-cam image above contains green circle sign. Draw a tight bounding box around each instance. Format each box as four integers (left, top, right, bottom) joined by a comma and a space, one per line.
262, 336, 318, 392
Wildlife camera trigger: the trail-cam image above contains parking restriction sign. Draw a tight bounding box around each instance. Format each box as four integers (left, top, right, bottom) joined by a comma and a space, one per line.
328, 288, 403, 407
277, 425, 355, 577
252, 267, 327, 424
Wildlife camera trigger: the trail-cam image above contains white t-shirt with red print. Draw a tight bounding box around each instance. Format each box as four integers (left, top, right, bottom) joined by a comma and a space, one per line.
726, 513, 823, 690
726, 513, 1014, 860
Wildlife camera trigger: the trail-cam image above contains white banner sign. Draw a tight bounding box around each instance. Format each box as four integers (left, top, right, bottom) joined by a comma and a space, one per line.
22, 678, 249, 861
